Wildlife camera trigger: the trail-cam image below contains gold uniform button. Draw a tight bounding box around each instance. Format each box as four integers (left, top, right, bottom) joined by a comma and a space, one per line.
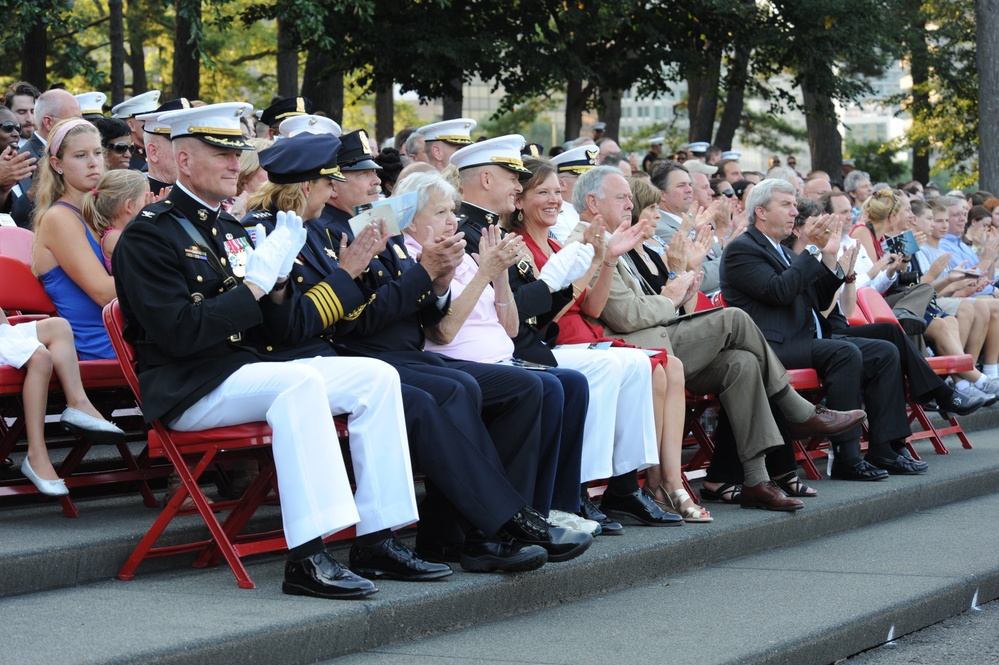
266, 346, 273, 352
397, 271, 402, 276
196, 275, 203, 282
377, 270, 384, 277
220, 257, 227, 265
297, 276, 304, 283
211, 228, 218, 236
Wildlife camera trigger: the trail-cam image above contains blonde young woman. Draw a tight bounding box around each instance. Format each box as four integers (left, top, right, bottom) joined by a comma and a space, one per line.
31, 118, 114, 359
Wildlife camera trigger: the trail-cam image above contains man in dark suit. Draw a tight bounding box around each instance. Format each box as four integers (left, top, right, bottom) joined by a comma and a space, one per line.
720, 179, 979, 480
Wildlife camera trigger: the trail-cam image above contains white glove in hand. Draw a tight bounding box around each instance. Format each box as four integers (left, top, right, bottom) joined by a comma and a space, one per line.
275, 210, 306, 277
244, 224, 292, 293
538, 242, 593, 291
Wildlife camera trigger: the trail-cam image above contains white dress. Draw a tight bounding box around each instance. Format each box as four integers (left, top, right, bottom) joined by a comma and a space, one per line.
0, 322, 43, 369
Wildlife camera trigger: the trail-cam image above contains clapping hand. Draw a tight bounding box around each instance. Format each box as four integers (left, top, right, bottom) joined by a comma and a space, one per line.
474, 224, 524, 280
339, 220, 390, 278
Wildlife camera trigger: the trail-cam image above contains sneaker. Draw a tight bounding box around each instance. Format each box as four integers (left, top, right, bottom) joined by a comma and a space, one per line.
962, 383, 998, 407
978, 377, 999, 401
547, 509, 602, 536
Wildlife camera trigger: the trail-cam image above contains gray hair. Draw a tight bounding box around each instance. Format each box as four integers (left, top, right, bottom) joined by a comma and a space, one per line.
938, 195, 965, 208
765, 166, 799, 186
746, 178, 797, 224
404, 131, 424, 157
572, 165, 623, 214
844, 170, 871, 193
393, 171, 459, 221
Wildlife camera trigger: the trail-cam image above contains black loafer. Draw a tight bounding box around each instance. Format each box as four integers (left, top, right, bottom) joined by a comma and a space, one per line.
579, 495, 624, 535
283, 549, 378, 599
460, 531, 548, 573
830, 459, 889, 481
350, 537, 453, 581
599, 489, 684, 526
866, 453, 928, 475
503, 507, 593, 562
940, 389, 987, 417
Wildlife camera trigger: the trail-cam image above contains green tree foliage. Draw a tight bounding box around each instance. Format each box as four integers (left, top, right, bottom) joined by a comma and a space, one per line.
845, 137, 911, 184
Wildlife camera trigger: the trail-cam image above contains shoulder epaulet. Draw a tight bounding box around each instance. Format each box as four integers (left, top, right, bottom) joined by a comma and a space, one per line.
137, 198, 175, 221
252, 211, 272, 219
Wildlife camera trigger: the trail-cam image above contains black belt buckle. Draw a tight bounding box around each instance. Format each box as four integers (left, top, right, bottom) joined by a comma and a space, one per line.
221, 276, 240, 292
229, 332, 243, 343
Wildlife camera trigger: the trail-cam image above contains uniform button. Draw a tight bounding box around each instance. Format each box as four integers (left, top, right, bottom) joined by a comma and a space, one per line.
220, 257, 227, 265
266, 346, 273, 352
297, 276, 303, 283
377, 270, 384, 277
397, 271, 402, 276
211, 228, 218, 236
196, 275, 203, 282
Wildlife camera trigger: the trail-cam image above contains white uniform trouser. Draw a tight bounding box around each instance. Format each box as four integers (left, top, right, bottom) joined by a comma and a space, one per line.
551, 347, 658, 482
170, 356, 418, 548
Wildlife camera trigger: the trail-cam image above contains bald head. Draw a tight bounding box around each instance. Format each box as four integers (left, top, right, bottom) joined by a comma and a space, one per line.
34, 89, 82, 140
803, 177, 832, 201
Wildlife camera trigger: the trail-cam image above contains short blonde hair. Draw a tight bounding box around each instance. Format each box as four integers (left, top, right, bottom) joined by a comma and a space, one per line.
237, 137, 273, 196
80, 169, 150, 236
861, 188, 901, 224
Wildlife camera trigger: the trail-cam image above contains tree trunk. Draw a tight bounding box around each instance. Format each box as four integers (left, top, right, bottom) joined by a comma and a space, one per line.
302, 49, 343, 122
442, 77, 463, 119
977, 0, 999, 192
22, 21, 47, 88
688, 52, 721, 143
375, 82, 394, 146
564, 76, 585, 143
598, 88, 622, 141
715, 43, 750, 150
907, 1, 930, 184
126, 0, 148, 95
109, 0, 126, 105
276, 18, 298, 98
801, 83, 843, 178
172, 0, 201, 99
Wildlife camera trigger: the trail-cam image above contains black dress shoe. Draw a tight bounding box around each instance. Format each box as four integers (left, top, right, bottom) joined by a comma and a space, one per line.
350, 537, 453, 581
283, 549, 378, 599
866, 453, 928, 475
460, 530, 548, 573
829, 459, 889, 481
502, 507, 594, 562
414, 536, 463, 564
940, 389, 986, 417
599, 489, 684, 526
579, 495, 624, 535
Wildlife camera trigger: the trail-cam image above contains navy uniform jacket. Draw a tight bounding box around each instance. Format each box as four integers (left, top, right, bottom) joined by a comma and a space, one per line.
456, 202, 572, 365
113, 186, 314, 424
148, 175, 171, 196
129, 149, 148, 172
310, 203, 447, 358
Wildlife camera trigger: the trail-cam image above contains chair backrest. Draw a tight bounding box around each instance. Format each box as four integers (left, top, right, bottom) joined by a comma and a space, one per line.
711, 291, 727, 308
0, 226, 34, 265
856, 287, 899, 326
102, 299, 143, 406
0, 255, 56, 315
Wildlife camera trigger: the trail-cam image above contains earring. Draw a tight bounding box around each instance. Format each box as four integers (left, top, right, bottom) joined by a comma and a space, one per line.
57, 169, 63, 175
516, 210, 524, 223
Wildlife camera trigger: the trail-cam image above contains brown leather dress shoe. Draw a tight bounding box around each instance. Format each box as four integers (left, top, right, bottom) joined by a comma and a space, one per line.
740, 481, 804, 512
786, 405, 866, 439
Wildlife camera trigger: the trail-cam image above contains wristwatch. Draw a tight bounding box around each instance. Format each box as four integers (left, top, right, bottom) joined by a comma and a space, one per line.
805, 244, 821, 259
666, 271, 677, 280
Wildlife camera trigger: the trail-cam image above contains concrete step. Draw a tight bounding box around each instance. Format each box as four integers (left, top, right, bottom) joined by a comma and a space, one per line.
1, 428, 998, 665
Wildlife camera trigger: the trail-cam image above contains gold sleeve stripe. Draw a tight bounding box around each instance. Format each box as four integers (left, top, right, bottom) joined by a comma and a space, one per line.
304, 281, 344, 328
344, 293, 376, 321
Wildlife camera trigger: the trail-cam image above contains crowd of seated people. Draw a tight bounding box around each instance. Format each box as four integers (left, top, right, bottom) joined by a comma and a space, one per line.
4, 84, 998, 603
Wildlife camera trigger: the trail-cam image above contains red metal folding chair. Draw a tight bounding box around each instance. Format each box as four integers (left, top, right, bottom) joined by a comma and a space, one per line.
0, 256, 162, 516
855, 286, 973, 455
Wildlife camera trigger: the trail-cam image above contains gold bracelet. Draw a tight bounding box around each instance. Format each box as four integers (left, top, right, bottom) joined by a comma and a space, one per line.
602, 259, 618, 268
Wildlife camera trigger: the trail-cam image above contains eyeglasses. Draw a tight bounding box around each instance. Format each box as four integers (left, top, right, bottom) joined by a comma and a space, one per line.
719, 189, 735, 198
107, 142, 134, 155
0, 121, 22, 134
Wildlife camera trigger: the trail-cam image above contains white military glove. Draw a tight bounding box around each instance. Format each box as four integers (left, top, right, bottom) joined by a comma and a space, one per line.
538, 241, 595, 291
274, 210, 307, 278
244, 223, 292, 293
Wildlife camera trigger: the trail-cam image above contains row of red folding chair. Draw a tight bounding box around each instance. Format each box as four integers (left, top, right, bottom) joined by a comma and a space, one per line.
0, 254, 163, 517
854, 287, 973, 454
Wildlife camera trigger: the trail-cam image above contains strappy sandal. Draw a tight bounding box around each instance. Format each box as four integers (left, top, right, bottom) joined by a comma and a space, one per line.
700, 482, 742, 504
667, 488, 713, 523
772, 471, 817, 498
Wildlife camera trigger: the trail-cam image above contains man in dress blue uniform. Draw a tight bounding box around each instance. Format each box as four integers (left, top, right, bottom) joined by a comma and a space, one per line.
111, 90, 161, 171
134, 98, 191, 195
113, 103, 449, 600
305, 128, 593, 565
415, 118, 475, 172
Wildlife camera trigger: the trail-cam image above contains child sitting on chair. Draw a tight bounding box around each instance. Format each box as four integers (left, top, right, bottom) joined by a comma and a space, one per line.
80, 170, 153, 273
0, 311, 124, 496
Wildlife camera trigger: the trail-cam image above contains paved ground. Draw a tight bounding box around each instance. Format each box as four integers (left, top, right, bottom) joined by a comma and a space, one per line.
845, 599, 999, 664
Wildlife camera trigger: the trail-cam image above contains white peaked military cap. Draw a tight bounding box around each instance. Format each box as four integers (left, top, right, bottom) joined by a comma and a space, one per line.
648, 136, 665, 145
449, 134, 531, 174
75, 92, 107, 117
417, 118, 476, 145
686, 141, 710, 154
111, 90, 162, 119
720, 151, 742, 161
550, 145, 599, 175
279, 114, 342, 138
158, 102, 254, 150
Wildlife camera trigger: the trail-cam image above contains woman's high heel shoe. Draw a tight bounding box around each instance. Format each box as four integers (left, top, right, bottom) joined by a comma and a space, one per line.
21, 458, 69, 497
666, 487, 713, 523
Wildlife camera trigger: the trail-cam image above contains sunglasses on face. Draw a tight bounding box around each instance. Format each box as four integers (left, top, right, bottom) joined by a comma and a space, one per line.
718, 189, 735, 198
107, 142, 134, 155
0, 121, 22, 134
